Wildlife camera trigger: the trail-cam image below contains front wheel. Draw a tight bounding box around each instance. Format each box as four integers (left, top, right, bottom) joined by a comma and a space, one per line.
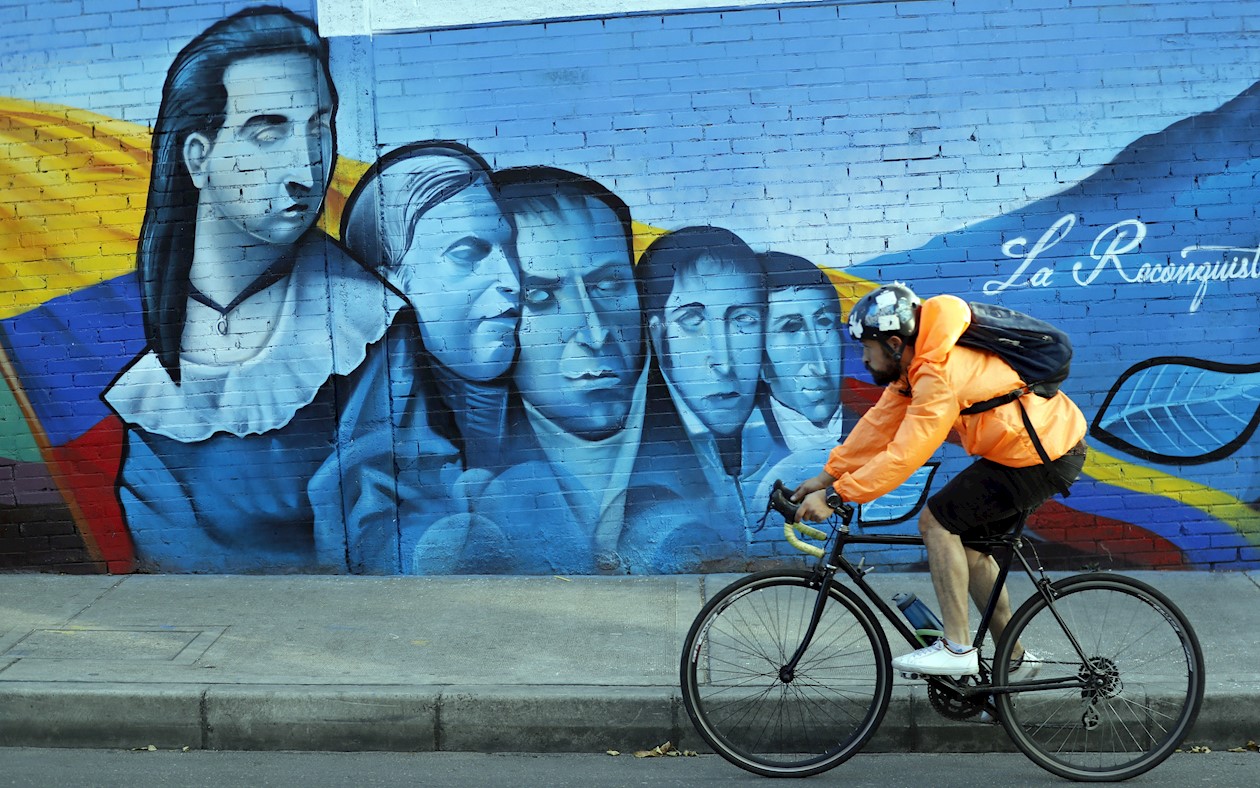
680, 570, 892, 777
994, 573, 1204, 782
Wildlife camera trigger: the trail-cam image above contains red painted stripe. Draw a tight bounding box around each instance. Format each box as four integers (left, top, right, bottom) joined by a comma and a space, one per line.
46, 415, 134, 573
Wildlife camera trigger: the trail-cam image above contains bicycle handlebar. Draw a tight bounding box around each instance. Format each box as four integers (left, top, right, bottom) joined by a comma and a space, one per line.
768, 481, 802, 522
784, 521, 829, 558
768, 480, 855, 558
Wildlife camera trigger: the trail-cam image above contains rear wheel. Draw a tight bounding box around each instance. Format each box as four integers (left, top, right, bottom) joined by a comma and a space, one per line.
994, 573, 1204, 781
680, 570, 892, 777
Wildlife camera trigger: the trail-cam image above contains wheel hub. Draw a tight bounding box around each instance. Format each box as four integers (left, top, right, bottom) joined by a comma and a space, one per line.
1078, 657, 1122, 700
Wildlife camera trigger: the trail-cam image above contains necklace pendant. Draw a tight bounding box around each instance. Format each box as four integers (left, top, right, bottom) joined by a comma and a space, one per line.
216, 316, 228, 335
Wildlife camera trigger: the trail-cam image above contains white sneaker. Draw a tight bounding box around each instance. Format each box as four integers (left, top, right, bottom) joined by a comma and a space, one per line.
891, 640, 979, 677
1009, 649, 1042, 679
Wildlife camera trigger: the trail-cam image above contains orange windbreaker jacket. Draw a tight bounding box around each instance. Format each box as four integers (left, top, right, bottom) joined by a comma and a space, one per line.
825, 295, 1087, 504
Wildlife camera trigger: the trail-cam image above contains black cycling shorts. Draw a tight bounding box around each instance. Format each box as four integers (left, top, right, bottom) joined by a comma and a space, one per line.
926, 441, 1087, 553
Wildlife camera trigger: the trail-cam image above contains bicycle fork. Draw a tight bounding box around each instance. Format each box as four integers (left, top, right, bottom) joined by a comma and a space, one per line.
777, 567, 838, 683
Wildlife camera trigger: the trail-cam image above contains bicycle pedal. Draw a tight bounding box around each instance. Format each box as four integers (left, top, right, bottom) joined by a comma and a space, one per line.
899, 670, 973, 681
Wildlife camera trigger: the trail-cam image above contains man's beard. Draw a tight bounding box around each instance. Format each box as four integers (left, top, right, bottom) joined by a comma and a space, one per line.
865, 362, 900, 387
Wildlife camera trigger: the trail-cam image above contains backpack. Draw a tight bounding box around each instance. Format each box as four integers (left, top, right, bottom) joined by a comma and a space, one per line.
955, 302, 1075, 496
956, 302, 1073, 416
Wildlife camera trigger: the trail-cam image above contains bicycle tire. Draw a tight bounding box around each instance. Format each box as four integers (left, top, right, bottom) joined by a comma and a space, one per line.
993, 573, 1204, 782
680, 569, 892, 777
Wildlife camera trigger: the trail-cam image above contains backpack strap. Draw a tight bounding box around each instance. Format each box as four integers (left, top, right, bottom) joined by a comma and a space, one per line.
959, 385, 1032, 416
1017, 398, 1071, 498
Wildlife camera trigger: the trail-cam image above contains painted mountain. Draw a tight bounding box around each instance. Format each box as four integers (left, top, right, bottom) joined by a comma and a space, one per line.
846, 80, 1260, 569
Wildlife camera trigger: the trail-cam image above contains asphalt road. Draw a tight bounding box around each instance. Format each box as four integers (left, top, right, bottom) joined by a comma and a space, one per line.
5, 748, 1258, 787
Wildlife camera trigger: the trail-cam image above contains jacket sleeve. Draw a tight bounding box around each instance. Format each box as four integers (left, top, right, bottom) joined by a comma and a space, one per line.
823, 385, 910, 478
831, 363, 960, 503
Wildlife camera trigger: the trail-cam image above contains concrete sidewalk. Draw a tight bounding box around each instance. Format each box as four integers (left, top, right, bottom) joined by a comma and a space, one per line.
0, 571, 1256, 753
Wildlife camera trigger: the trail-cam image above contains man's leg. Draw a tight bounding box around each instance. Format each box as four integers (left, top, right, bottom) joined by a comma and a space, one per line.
965, 548, 1023, 660
920, 506, 971, 646
889, 501, 984, 675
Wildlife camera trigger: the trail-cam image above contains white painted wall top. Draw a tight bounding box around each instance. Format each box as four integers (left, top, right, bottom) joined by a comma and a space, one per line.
316, 0, 826, 36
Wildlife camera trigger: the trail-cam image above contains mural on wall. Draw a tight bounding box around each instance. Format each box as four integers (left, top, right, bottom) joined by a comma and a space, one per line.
1090, 358, 1260, 467
0, 1, 1257, 574
100, 7, 415, 574
846, 76, 1260, 568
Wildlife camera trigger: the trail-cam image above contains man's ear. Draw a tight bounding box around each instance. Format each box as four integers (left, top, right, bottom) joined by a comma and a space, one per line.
183, 131, 213, 190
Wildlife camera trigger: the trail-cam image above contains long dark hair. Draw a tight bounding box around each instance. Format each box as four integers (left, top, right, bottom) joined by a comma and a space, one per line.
139, 6, 335, 384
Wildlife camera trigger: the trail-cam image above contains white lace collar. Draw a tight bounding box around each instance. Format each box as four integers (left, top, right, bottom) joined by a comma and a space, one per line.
104, 238, 403, 442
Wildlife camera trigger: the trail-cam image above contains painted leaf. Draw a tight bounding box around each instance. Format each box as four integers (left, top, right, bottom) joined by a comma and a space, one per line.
1091, 357, 1260, 464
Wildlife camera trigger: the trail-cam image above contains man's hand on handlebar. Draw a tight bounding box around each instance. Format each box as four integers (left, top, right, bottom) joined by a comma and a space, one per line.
794, 489, 836, 523
790, 472, 837, 505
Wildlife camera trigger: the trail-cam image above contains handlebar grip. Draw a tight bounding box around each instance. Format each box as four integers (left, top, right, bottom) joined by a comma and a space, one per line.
769, 481, 801, 523
784, 521, 827, 558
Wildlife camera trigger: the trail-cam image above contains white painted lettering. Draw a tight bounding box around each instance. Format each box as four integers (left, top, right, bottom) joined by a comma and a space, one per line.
984, 214, 1073, 295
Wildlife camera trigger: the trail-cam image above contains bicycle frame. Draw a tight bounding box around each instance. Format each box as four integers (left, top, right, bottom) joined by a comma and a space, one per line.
781, 508, 1096, 699
685, 492, 1205, 781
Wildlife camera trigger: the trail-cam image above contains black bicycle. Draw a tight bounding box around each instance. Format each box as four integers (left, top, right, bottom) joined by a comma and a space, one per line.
680, 481, 1204, 782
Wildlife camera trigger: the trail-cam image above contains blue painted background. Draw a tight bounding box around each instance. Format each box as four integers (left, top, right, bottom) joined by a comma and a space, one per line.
0, 0, 1256, 573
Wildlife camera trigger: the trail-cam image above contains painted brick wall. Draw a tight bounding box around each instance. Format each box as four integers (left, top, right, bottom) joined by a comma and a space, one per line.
0, 0, 1257, 574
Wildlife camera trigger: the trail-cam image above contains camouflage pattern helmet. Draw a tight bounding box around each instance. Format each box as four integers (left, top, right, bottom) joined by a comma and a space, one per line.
847, 282, 921, 341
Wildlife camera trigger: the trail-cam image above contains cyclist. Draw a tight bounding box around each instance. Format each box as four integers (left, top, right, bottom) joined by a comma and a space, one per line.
791, 282, 1088, 676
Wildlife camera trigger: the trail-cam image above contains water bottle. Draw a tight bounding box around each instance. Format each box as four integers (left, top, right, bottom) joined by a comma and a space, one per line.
893, 592, 945, 647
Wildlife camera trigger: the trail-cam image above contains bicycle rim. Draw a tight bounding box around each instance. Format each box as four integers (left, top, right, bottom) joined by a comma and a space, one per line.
680, 570, 892, 777
994, 574, 1204, 781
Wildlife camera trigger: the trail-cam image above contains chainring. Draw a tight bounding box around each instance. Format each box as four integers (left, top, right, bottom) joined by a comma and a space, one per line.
927, 679, 988, 721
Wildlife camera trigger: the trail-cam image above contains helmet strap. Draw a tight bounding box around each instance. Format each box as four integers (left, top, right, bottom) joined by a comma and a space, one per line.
881, 336, 904, 363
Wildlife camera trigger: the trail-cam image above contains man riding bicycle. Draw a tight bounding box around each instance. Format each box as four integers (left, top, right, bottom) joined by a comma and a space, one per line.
791, 283, 1088, 677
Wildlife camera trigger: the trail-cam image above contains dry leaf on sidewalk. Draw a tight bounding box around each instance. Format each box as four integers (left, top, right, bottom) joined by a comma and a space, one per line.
633, 741, 675, 758
631, 741, 697, 758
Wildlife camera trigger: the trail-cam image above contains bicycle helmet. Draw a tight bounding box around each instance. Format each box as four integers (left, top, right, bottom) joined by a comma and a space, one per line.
847, 282, 921, 342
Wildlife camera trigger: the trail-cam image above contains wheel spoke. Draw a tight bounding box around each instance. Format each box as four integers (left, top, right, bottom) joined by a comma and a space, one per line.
681, 571, 891, 777
994, 575, 1203, 781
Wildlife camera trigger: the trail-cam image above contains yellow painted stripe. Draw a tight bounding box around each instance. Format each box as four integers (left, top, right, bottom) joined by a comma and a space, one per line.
1082, 445, 1260, 546
3, 98, 1254, 556
0, 97, 368, 319
630, 221, 667, 265
0, 99, 150, 316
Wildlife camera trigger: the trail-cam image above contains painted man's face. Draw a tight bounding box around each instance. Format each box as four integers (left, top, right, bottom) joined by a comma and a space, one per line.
513, 198, 642, 441
184, 51, 333, 247
764, 286, 843, 426
396, 180, 519, 381
658, 257, 764, 438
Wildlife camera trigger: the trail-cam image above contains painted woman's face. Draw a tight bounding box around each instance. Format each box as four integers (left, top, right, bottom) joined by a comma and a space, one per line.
764, 286, 843, 426
394, 181, 520, 381
185, 51, 334, 249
